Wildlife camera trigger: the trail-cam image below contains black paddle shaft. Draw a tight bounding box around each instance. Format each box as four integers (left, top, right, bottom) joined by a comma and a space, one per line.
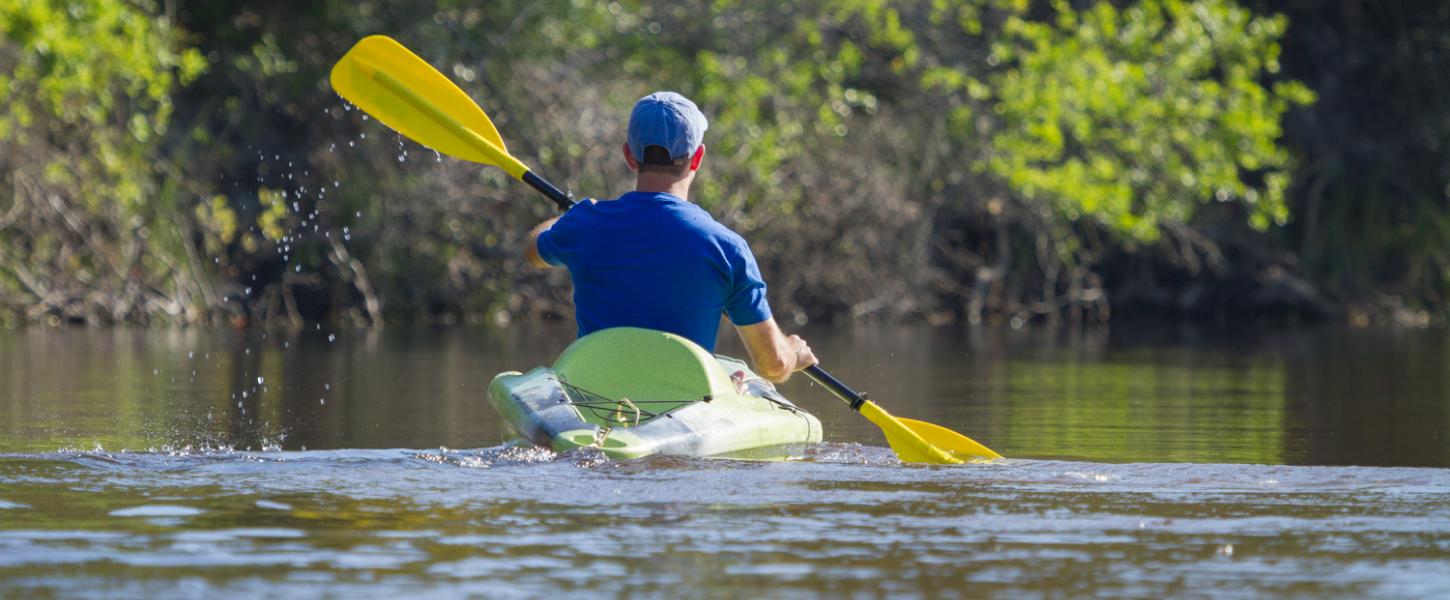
804, 364, 868, 412
522, 171, 576, 211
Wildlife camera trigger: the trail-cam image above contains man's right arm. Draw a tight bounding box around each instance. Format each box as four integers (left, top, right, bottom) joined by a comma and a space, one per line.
525, 216, 560, 269
735, 318, 817, 383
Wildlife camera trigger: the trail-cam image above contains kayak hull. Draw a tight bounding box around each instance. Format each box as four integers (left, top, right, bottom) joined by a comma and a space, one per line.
488, 328, 822, 460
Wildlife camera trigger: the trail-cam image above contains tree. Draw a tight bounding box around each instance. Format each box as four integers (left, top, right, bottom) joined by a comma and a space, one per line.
0, 0, 204, 322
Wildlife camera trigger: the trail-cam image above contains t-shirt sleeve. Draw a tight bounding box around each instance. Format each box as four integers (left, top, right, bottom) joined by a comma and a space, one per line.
723, 235, 773, 326
534, 209, 579, 267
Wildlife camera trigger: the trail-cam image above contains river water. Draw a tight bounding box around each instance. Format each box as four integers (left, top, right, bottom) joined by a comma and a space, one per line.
1, 323, 1447, 597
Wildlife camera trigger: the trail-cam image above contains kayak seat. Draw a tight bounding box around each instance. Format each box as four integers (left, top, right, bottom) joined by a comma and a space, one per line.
553, 327, 738, 424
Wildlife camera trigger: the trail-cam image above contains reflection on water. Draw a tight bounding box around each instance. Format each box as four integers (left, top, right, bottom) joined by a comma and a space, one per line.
0, 325, 564, 453
1, 322, 1446, 466
1, 322, 1447, 597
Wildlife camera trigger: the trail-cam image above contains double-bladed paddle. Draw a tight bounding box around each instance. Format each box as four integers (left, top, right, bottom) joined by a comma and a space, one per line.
330, 35, 1002, 463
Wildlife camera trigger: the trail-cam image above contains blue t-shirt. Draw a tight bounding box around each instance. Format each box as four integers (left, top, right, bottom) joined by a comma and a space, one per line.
536, 191, 772, 351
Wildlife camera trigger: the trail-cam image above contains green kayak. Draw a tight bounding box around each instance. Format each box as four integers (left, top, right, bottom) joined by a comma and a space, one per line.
488, 327, 822, 459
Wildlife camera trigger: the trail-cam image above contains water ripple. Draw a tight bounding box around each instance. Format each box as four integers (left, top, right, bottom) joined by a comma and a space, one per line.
2, 448, 1449, 598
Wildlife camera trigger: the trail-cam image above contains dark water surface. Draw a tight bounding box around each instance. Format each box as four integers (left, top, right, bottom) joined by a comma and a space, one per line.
2, 323, 1448, 598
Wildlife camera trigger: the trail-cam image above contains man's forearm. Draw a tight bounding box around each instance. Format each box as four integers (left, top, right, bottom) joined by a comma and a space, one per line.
736, 318, 816, 383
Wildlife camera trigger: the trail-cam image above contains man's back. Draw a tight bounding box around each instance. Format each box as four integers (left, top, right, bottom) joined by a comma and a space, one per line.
536, 191, 770, 352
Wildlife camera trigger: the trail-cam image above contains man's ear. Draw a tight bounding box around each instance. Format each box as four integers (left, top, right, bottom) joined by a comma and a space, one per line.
689, 144, 706, 171
622, 143, 639, 171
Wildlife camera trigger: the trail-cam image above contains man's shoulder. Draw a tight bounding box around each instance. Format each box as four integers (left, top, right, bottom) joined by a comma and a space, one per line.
672, 203, 749, 245
573, 193, 749, 248
550, 196, 609, 227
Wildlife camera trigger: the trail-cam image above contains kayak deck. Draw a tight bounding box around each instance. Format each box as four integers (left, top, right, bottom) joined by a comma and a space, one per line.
488, 328, 822, 459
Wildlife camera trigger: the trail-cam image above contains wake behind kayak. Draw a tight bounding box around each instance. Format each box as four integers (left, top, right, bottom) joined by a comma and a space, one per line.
488, 327, 822, 460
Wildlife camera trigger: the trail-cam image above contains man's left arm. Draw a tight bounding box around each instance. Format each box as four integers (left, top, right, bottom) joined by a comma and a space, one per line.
525, 216, 561, 269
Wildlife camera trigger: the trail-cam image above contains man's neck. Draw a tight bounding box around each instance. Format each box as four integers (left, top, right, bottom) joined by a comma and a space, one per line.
633, 173, 692, 201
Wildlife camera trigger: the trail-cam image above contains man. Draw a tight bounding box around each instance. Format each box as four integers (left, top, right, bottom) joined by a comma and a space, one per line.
525, 91, 816, 383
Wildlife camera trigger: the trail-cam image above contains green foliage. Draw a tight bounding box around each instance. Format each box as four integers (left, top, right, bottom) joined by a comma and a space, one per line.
0, 0, 203, 205
972, 0, 1313, 240
0, 0, 206, 321
7, 0, 1435, 324
564, 0, 1311, 242
194, 195, 237, 253
512, 1, 900, 220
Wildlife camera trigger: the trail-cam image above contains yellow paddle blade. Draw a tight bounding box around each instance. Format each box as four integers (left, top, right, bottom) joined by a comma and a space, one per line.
898, 417, 1003, 461
858, 401, 963, 464
330, 35, 529, 179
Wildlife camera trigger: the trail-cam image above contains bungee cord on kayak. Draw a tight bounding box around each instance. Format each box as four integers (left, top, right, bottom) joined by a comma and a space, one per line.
560, 380, 684, 427
559, 369, 814, 431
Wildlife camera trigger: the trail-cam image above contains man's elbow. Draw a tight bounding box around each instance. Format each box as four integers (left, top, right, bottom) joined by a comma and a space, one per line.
525, 217, 561, 269
524, 241, 553, 269
757, 356, 792, 383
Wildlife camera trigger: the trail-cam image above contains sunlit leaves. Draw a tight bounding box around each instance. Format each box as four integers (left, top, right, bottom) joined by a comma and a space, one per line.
256, 188, 288, 242
194, 195, 238, 253
0, 0, 206, 319
0, 0, 205, 213
981, 0, 1313, 240
0, 0, 204, 140
589, 0, 1310, 241
0, 0, 1321, 322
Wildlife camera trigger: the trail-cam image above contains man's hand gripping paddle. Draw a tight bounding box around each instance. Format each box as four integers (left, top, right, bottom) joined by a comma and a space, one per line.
330, 35, 1002, 464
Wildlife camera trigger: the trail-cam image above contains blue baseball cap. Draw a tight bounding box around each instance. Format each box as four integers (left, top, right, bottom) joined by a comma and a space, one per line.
627, 91, 708, 164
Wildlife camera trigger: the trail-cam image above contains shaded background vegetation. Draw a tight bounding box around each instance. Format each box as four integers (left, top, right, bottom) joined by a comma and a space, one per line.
0, 0, 1444, 327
